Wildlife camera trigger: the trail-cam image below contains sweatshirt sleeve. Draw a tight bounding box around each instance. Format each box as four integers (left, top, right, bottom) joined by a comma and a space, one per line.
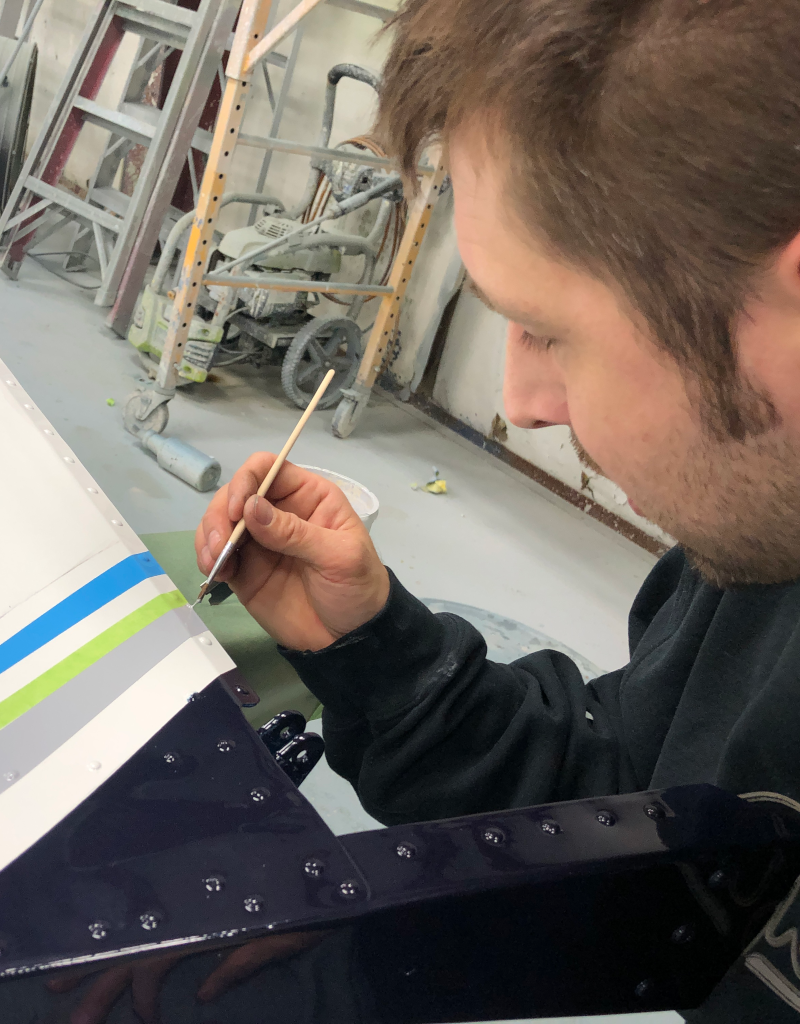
280, 569, 639, 825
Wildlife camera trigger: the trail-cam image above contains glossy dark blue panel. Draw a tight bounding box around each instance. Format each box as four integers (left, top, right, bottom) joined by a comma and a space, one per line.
0, 679, 366, 977
1, 677, 799, 1021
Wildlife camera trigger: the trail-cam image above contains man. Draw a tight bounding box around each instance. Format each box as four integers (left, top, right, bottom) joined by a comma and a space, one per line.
42, 0, 800, 1020
197, 0, 800, 1018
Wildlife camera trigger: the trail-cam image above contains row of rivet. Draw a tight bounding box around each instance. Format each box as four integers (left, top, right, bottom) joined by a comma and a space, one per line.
6, 379, 128, 530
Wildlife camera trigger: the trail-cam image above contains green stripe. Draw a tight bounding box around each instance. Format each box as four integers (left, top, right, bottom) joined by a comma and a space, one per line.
0, 591, 186, 730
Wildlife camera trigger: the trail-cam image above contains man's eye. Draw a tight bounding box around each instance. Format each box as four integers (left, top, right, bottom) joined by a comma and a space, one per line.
520, 331, 557, 352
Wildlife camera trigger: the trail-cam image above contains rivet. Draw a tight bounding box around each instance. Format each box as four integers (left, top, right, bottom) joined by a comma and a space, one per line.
250, 786, 270, 803
303, 858, 325, 878
395, 842, 417, 859
163, 751, 180, 766
87, 487, 98, 494
64, 457, 75, 464
87, 761, 102, 771
671, 923, 696, 945
5, 380, 15, 386
23, 403, 33, 409
198, 636, 212, 646
481, 827, 506, 846
338, 879, 360, 899
88, 921, 109, 941
235, 685, 247, 695
139, 912, 161, 931
244, 895, 264, 913
111, 519, 123, 527
596, 810, 616, 827
217, 739, 235, 753
204, 876, 225, 893
3, 771, 18, 783
540, 819, 562, 836
635, 979, 655, 999
186, 692, 200, 703
43, 429, 54, 435
644, 803, 665, 820
708, 869, 727, 890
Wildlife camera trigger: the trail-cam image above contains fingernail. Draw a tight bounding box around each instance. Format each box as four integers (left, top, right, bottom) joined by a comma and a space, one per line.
196, 985, 214, 1003
208, 529, 221, 553
250, 494, 273, 526
199, 546, 211, 572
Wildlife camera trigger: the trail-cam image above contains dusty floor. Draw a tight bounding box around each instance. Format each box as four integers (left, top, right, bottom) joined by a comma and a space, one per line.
0, 259, 677, 1024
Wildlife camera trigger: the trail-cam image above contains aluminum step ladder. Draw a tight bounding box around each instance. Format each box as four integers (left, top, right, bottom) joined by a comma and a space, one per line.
0, 0, 241, 306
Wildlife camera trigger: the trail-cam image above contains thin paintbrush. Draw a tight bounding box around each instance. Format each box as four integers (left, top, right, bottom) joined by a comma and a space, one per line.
193, 368, 336, 607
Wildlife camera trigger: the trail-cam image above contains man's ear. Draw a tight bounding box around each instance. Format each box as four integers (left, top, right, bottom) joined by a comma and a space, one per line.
768, 229, 800, 311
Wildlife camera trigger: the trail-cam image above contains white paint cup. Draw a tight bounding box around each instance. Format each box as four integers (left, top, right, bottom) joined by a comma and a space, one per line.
298, 466, 380, 533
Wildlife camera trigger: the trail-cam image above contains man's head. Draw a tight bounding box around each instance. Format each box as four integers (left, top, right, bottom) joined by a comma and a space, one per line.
377, 0, 800, 587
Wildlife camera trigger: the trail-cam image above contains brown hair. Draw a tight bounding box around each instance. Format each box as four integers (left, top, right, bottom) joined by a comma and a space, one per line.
376, 0, 800, 438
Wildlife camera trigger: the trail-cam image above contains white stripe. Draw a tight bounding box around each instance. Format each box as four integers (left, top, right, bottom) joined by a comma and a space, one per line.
0, 542, 142, 647
0, 632, 234, 872
0, 574, 178, 705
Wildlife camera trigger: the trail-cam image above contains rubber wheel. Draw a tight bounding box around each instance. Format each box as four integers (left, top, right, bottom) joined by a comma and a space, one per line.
281, 317, 361, 410
123, 391, 169, 435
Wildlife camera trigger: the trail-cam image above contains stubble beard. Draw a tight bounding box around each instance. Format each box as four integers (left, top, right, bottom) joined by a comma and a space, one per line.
570, 427, 800, 589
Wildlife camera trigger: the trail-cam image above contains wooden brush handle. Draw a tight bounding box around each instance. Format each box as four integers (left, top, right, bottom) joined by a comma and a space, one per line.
227, 368, 336, 549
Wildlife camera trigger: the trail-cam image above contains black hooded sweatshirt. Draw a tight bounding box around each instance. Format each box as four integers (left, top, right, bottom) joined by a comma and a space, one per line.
283, 546, 800, 1021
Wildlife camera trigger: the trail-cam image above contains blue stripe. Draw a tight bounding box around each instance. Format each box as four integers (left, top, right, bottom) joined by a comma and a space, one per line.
0, 553, 166, 673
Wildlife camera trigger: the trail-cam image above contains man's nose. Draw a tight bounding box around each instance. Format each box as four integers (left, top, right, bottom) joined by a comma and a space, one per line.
503, 323, 570, 429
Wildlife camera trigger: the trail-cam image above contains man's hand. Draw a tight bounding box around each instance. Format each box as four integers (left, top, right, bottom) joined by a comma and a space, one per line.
46, 932, 324, 1024
195, 455, 390, 651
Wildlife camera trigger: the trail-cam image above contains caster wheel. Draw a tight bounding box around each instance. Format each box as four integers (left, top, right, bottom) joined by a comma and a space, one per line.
281, 317, 361, 410
123, 391, 169, 435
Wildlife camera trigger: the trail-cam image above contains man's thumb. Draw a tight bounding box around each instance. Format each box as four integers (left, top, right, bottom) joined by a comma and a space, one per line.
243, 494, 322, 564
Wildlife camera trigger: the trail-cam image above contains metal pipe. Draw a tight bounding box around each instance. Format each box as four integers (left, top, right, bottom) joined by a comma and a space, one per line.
151, 192, 284, 296
213, 173, 401, 276
201, 274, 393, 296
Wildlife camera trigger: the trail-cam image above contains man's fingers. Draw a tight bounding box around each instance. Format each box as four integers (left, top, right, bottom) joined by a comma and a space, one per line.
196, 932, 323, 1003
46, 967, 98, 994
67, 965, 132, 1024
130, 953, 186, 1024
243, 495, 331, 568
226, 454, 278, 522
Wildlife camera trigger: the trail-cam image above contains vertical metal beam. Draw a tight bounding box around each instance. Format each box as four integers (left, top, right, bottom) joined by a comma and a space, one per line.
150, 0, 275, 388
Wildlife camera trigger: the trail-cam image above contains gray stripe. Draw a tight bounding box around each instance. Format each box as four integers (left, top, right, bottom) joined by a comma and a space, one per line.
0, 606, 206, 793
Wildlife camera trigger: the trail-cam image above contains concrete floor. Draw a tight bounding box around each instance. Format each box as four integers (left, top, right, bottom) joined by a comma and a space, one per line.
0, 260, 679, 1024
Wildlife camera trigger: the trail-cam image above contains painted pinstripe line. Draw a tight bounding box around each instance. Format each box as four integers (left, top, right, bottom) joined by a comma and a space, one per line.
0, 605, 207, 795
0, 553, 165, 673
0, 543, 138, 648
0, 591, 185, 731
0, 575, 176, 705
0, 631, 234, 874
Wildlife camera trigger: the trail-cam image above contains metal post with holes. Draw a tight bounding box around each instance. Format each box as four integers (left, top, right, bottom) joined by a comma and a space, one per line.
331, 155, 447, 438
121, 0, 335, 442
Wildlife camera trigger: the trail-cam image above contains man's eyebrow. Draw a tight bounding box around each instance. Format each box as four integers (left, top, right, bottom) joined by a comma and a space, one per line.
466, 276, 499, 312
465, 275, 549, 329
